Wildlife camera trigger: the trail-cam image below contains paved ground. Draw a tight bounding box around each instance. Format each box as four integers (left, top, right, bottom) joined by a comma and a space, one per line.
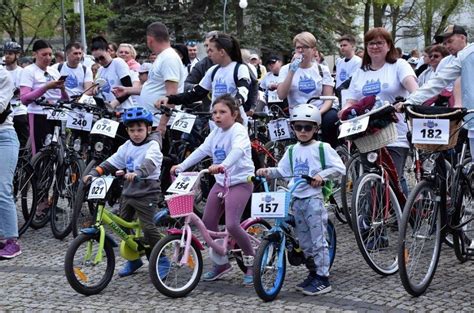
1, 215, 473, 312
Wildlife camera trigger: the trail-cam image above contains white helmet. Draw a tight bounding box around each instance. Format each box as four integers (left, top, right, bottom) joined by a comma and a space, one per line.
290, 103, 322, 126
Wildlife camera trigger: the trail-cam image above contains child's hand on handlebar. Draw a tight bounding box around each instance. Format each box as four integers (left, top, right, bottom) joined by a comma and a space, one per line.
170, 165, 181, 176
256, 168, 270, 177
310, 174, 324, 188
155, 97, 169, 109
124, 172, 138, 182
208, 164, 225, 175
83, 175, 93, 184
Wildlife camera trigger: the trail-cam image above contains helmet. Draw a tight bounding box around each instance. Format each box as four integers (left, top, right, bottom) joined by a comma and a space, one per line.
122, 107, 153, 126
3, 41, 22, 53
407, 57, 418, 65
290, 103, 321, 126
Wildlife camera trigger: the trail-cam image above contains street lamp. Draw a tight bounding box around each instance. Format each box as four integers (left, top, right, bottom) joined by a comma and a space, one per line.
223, 0, 248, 33
73, 0, 87, 53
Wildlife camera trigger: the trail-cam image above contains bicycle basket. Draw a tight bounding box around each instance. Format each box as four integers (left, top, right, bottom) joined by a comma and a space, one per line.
406, 106, 463, 152
165, 193, 195, 217
353, 122, 397, 153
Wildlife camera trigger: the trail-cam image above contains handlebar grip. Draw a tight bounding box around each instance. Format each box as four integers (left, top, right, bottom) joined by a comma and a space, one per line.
301, 175, 325, 186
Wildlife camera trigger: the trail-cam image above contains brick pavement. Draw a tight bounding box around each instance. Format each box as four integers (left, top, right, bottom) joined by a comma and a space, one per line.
1, 218, 473, 312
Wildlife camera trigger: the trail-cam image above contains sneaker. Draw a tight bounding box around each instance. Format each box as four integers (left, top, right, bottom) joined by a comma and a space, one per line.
295, 272, 317, 291
118, 259, 143, 277
302, 277, 332, 296
0, 241, 5, 250
158, 256, 170, 279
243, 274, 253, 286
0, 239, 22, 259
202, 263, 232, 281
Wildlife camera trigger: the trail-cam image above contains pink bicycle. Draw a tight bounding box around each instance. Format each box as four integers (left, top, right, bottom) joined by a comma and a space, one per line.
148, 169, 270, 298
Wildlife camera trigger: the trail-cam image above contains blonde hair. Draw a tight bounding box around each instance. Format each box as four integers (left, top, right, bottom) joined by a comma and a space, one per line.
293, 32, 317, 49
118, 43, 137, 59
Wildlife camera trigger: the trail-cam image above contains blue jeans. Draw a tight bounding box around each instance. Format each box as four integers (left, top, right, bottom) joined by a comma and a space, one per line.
0, 129, 19, 239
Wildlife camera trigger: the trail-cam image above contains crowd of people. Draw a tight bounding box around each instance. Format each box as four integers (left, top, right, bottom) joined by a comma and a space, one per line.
1, 21, 472, 296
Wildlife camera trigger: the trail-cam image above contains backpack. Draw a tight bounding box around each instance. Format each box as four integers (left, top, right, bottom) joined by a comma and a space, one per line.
58, 63, 87, 76
211, 63, 259, 112
0, 104, 12, 124
288, 142, 334, 202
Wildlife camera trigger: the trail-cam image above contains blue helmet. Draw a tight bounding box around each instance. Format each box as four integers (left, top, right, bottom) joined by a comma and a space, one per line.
122, 107, 153, 126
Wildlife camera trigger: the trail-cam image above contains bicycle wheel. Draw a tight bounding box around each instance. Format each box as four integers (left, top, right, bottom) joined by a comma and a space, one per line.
191, 157, 213, 217
452, 173, 474, 263
14, 159, 37, 237
71, 160, 98, 237
327, 194, 347, 224
253, 236, 286, 302
351, 172, 402, 276
327, 219, 337, 268
64, 233, 115, 296
341, 154, 363, 230
30, 150, 57, 229
149, 234, 203, 298
51, 156, 85, 239
234, 219, 271, 272
398, 180, 442, 297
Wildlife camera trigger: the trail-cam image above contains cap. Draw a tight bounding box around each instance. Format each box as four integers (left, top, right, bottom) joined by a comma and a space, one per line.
434, 25, 467, 43
266, 55, 281, 65
407, 57, 418, 65
249, 53, 259, 60
138, 62, 152, 73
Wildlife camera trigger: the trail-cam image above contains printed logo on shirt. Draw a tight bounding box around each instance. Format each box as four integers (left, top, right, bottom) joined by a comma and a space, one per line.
294, 157, 310, 176
126, 156, 135, 172
214, 78, 227, 98
298, 75, 316, 94
362, 79, 381, 96
339, 69, 347, 82
102, 79, 112, 93
214, 144, 227, 164
65, 75, 79, 89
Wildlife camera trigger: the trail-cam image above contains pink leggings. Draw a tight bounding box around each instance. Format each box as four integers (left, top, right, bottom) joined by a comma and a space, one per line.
202, 182, 254, 256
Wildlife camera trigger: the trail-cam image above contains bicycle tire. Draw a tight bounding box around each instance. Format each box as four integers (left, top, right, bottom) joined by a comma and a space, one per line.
327, 219, 337, 268
341, 154, 363, 230
398, 180, 442, 297
30, 150, 57, 229
149, 234, 203, 298
234, 219, 271, 273
351, 172, 402, 276
14, 160, 37, 237
452, 172, 474, 263
253, 237, 286, 302
328, 194, 347, 224
51, 155, 85, 239
64, 233, 115, 296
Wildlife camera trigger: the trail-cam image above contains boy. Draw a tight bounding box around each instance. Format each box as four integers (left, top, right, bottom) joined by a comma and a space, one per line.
256, 104, 345, 295
83, 107, 165, 277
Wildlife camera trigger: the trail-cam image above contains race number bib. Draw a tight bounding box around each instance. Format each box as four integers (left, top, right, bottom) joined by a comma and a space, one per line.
90, 118, 119, 138
66, 111, 93, 131
170, 112, 196, 134
166, 105, 182, 126
167, 172, 199, 194
78, 95, 96, 105
88, 176, 115, 200
251, 192, 289, 218
412, 118, 450, 145
268, 119, 291, 141
46, 109, 68, 121
338, 116, 369, 139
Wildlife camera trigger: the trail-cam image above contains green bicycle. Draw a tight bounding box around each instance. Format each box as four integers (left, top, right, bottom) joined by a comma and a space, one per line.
64, 174, 177, 296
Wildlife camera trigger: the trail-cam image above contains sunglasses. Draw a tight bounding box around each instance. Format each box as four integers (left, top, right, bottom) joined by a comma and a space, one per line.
94, 55, 106, 63
429, 54, 442, 59
292, 124, 315, 132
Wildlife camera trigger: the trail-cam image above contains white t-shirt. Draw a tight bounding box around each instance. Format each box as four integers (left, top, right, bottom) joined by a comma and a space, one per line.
7, 66, 27, 116
20, 63, 62, 115
56, 63, 93, 97
260, 72, 284, 103
417, 66, 435, 87
347, 58, 416, 148
279, 62, 334, 109
178, 122, 254, 186
433, 55, 455, 92
335, 55, 362, 88
139, 47, 186, 126
96, 58, 134, 111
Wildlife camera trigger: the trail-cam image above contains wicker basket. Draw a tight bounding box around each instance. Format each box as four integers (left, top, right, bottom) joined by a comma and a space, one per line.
406, 106, 463, 152
353, 122, 397, 153
165, 193, 195, 218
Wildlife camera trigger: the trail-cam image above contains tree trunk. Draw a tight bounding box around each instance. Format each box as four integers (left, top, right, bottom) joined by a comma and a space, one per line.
364, 0, 371, 34
372, 2, 385, 28
390, 5, 400, 41
423, 0, 433, 46
235, 1, 244, 39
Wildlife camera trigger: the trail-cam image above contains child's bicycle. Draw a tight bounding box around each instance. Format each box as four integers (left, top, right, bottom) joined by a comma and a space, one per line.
250, 175, 336, 302
147, 169, 271, 298
64, 172, 178, 296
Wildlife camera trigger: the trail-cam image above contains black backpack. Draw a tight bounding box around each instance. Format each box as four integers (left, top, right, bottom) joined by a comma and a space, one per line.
0, 104, 12, 124
211, 63, 259, 112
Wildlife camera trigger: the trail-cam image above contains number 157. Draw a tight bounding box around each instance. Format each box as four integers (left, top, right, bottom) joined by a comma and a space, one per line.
259, 203, 278, 213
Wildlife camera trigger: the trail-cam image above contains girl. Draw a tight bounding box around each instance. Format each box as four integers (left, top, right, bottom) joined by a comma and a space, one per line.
170, 94, 255, 285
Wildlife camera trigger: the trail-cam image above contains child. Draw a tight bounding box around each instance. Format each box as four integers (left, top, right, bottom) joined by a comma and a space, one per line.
170, 94, 255, 285
83, 107, 165, 277
256, 103, 345, 295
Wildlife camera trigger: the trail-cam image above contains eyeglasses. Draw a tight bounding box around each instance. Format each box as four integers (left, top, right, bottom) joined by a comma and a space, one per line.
429, 54, 442, 59
94, 55, 106, 63
367, 41, 386, 47
292, 124, 315, 132
295, 45, 311, 51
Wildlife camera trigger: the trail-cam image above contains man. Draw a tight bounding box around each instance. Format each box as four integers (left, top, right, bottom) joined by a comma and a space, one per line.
249, 53, 266, 81
335, 35, 361, 90
259, 55, 286, 109
54, 50, 65, 66
54, 42, 93, 97
186, 40, 199, 71
3, 41, 28, 147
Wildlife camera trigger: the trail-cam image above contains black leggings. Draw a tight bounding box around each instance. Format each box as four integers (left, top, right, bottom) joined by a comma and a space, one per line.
321, 108, 340, 148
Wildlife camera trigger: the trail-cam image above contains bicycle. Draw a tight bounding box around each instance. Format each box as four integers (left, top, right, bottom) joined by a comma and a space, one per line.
64, 172, 179, 296
147, 169, 271, 298
398, 105, 474, 296
250, 175, 336, 302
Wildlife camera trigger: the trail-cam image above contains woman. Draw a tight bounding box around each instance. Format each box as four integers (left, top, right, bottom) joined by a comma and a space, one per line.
0, 68, 21, 259
277, 32, 338, 147
344, 27, 418, 184
418, 45, 449, 87
118, 43, 141, 72
19, 39, 68, 155
107, 42, 118, 58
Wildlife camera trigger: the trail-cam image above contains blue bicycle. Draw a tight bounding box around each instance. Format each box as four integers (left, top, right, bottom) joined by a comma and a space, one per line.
251, 175, 336, 302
